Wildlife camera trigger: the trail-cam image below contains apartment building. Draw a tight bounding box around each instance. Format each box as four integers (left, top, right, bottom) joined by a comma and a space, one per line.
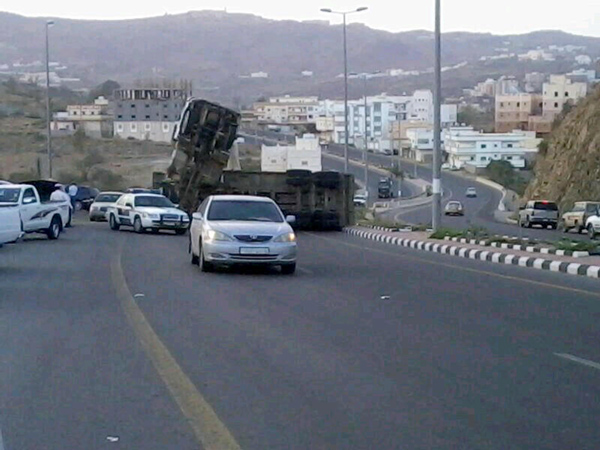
113, 88, 188, 142
443, 127, 540, 169
542, 75, 588, 119
253, 96, 320, 125
51, 96, 112, 138
495, 93, 542, 133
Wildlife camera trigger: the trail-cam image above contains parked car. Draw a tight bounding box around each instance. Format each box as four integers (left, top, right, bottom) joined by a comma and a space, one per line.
106, 193, 189, 234
445, 201, 465, 216
465, 187, 478, 198
0, 186, 23, 246
72, 186, 100, 211
586, 210, 600, 240
189, 195, 298, 274
0, 184, 71, 240
561, 202, 600, 234
519, 200, 559, 229
89, 192, 123, 221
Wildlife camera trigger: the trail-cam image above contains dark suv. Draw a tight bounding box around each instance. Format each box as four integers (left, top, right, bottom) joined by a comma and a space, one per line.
72, 186, 100, 211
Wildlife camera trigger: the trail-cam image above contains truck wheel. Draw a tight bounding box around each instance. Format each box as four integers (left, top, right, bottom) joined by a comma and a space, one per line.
109, 214, 120, 231
47, 216, 62, 240
589, 225, 597, 240
133, 217, 145, 234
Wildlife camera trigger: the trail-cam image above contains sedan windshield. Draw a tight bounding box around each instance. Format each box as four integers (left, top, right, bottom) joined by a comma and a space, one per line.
134, 196, 174, 208
0, 188, 20, 203
207, 200, 284, 222
95, 194, 122, 203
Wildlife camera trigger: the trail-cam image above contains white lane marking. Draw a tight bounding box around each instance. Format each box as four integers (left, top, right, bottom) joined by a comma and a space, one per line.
555, 353, 600, 371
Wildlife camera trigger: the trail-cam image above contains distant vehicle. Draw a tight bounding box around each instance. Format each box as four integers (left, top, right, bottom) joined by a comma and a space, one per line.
465, 187, 478, 198
0, 180, 12, 185
89, 192, 123, 222
125, 187, 161, 194
189, 195, 297, 274
0, 187, 23, 246
444, 201, 465, 216
519, 200, 559, 229
441, 163, 451, 170
353, 193, 368, 207
585, 209, 600, 239
378, 177, 394, 199
562, 202, 600, 234
0, 184, 71, 240
71, 186, 100, 211
107, 193, 190, 234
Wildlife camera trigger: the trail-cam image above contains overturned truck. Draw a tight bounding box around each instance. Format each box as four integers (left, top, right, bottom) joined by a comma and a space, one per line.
157, 98, 354, 230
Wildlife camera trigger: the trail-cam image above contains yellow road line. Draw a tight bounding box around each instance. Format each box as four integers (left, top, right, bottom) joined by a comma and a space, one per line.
110, 241, 241, 450
308, 232, 600, 299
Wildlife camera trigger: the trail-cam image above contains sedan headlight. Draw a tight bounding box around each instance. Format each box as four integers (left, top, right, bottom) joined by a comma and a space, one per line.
203, 229, 233, 243
142, 212, 160, 219
274, 232, 296, 243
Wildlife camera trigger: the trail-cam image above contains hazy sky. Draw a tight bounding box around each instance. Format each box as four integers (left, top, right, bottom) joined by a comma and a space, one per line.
3, 0, 600, 37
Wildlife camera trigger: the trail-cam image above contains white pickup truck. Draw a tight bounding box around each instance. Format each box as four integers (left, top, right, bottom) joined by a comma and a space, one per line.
0, 184, 71, 240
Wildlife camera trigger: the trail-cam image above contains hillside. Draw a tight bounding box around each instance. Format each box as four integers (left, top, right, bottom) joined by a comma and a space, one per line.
1, 11, 600, 104
525, 86, 600, 210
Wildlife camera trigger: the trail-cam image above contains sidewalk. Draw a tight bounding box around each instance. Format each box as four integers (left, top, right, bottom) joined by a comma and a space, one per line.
346, 226, 600, 279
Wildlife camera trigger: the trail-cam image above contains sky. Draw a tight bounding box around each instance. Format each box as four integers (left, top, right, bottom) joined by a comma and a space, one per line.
3, 0, 600, 37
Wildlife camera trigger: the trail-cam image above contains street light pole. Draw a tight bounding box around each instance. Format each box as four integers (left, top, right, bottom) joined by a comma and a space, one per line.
45, 20, 54, 179
321, 7, 368, 174
363, 75, 369, 196
432, 0, 442, 231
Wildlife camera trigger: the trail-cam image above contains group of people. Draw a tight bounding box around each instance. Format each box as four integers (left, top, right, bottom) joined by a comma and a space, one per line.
50, 182, 79, 211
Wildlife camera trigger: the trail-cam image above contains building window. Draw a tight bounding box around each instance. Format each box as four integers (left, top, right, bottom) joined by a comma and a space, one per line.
481, 144, 487, 149
470, 156, 475, 161
554, 102, 559, 108
162, 123, 170, 133
554, 92, 558, 97
507, 143, 513, 148
145, 115, 150, 119
565, 92, 569, 97
144, 123, 151, 132
145, 104, 150, 108
506, 156, 513, 160
131, 104, 135, 108
116, 123, 124, 132
73, 111, 78, 115
163, 115, 169, 119
163, 104, 168, 108
516, 102, 520, 107
82, 111, 86, 115
131, 115, 136, 119
481, 156, 488, 161
130, 123, 137, 132
117, 114, 123, 119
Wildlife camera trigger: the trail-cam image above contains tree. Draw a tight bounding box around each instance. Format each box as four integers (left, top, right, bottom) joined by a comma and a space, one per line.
88, 80, 121, 101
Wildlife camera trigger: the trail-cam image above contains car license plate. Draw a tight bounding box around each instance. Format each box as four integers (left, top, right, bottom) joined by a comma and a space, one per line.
240, 247, 269, 255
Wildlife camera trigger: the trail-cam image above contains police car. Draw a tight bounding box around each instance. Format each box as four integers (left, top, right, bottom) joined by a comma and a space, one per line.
106, 193, 190, 234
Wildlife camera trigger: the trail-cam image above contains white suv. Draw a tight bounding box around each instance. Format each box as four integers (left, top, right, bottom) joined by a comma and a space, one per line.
107, 193, 189, 234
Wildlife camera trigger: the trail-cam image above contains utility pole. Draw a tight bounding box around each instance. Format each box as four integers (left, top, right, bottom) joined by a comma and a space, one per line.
45, 20, 55, 179
320, 7, 368, 174
363, 75, 369, 198
432, 0, 442, 231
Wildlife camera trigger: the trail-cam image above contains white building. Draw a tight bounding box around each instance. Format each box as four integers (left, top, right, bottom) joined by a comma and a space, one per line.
542, 75, 588, 119
575, 55, 592, 65
261, 134, 322, 173
254, 95, 320, 124
406, 128, 435, 162
443, 127, 541, 169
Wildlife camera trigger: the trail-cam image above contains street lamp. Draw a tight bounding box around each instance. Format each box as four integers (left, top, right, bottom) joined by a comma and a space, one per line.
45, 20, 55, 178
432, 0, 442, 231
321, 7, 368, 173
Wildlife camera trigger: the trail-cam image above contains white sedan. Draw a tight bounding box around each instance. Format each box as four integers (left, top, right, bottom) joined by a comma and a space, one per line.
89, 192, 123, 221
107, 193, 189, 234
189, 195, 297, 274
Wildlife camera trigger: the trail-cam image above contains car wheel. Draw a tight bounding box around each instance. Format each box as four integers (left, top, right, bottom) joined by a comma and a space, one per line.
550, 223, 558, 230
525, 217, 532, 228
151, 228, 160, 234
578, 226, 585, 234
199, 245, 214, 272
589, 225, 597, 240
46, 216, 61, 240
133, 217, 145, 234
74, 201, 83, 211
109, 214, 120, 231
281, 263, 296, 275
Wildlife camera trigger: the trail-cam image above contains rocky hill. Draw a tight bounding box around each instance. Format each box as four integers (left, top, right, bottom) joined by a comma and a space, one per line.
525, 86, 600, 210
1, 11, 600, 104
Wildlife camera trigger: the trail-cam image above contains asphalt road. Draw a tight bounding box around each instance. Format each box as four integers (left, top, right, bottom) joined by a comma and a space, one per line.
326, 144, 587, 242
2, 216, 600, 449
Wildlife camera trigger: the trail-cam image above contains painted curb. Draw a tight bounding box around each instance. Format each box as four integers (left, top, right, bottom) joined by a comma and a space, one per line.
345, 227, 600, 279
443, 236, 592, 258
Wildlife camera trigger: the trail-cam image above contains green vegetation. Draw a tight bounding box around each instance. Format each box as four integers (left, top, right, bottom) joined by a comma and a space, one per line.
485, 160, 528, 195
550, 239, 599, 253
457, 105, 495, 132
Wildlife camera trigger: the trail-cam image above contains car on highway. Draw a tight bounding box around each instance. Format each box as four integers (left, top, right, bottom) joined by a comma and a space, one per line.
378, 177, 395, 199
444, 201, 465, 216
107, 193, 190, 234
89, 192, 123, 221
353, 193, 368, 207
71, 186, 100, 211
0, 184, 71, 240
519, 200, 559, 229
465, 187, 478, 198
561, 201, 600, 234
0, 186, 23, 246
189, 195, 298, 274
586, 210, 600, 239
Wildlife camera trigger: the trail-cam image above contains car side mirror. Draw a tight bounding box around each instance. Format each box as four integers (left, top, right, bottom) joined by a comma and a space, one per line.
519, 206, 525, 211
192, 212, 203, 221
286, 215, 296, 224
22, 197, 36, 205
125, 203, 133, 208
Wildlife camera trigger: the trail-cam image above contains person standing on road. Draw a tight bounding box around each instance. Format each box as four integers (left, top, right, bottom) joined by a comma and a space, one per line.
67, 183, 79, 210
53, 184, 74, 227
